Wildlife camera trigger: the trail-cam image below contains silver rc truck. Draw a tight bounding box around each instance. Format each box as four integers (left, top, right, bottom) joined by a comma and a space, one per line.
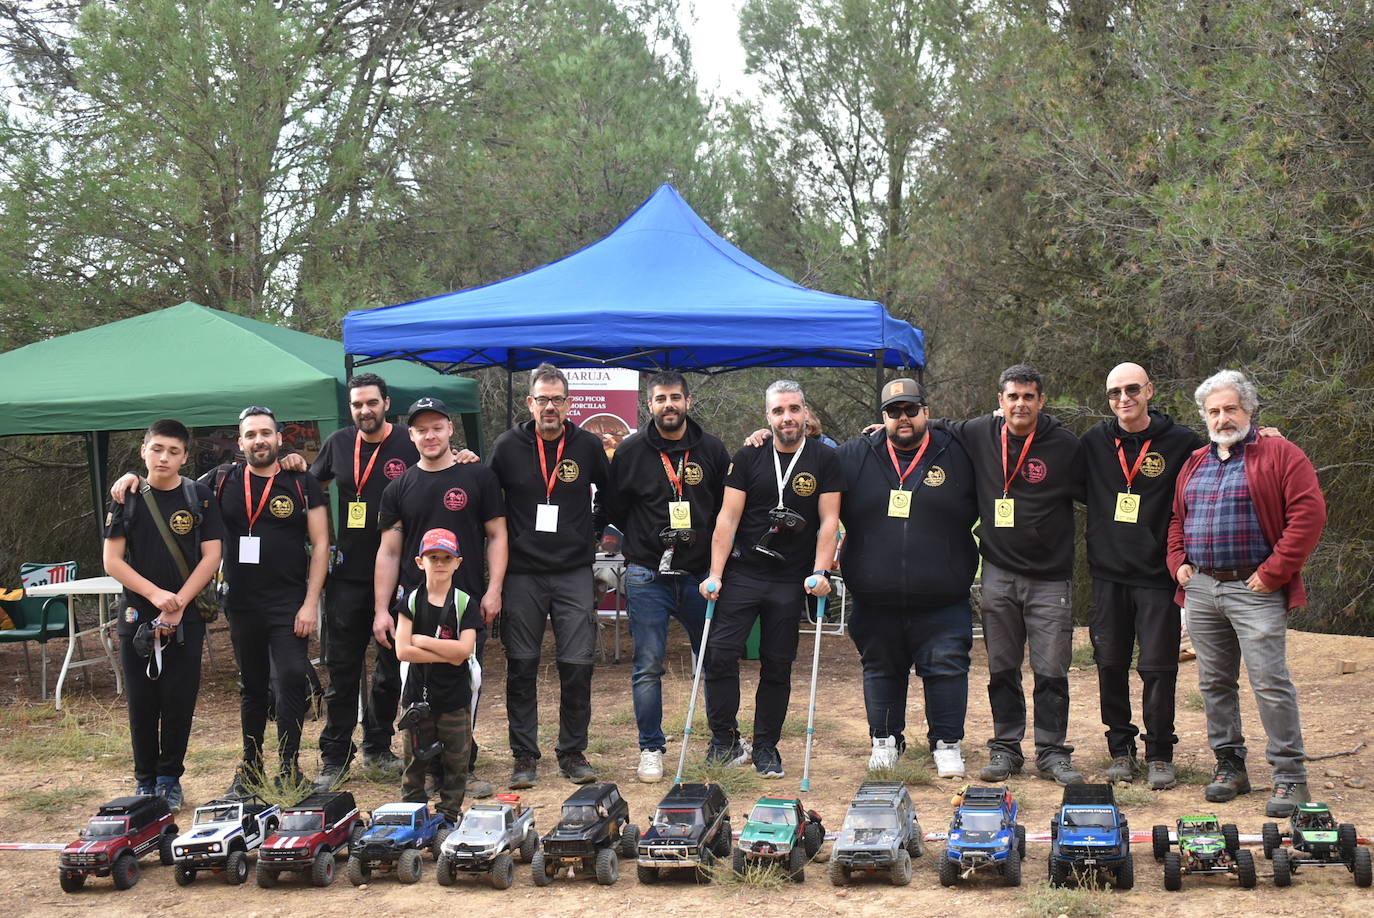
436, 794, 538, 889
829, 781, 923, 886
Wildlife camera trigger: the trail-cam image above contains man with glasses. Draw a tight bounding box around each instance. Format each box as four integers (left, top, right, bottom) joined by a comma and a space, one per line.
487, 364, 610, 788
834, 379, 978, 778
1080, 363, 1204, 790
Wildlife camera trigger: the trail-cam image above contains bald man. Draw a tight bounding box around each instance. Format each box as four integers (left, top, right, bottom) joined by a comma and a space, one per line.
1081, 364, 1204, 789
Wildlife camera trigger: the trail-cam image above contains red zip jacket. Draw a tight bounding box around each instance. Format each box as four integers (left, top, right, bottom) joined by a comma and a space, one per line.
1167, 436, 1326, 609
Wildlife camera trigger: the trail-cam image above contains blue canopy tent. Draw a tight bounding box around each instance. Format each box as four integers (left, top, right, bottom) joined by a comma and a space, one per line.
343, 184, 923, 416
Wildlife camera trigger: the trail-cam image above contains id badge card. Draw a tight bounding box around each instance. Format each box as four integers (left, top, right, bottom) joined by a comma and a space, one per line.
346, 501, 367, 529
535, 503, 559, 532
668, 500, 692, 529
1114, 492, 1140, 523
239, 535, 262, 564
994, 497, 1015, 527
887, 489, 911, 518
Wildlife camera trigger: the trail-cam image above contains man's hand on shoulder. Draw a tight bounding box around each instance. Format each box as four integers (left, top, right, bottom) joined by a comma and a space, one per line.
278, 452, 308, 472
110, 472, 141, 504
453, 448, 480, 464
743, 428, 771, 448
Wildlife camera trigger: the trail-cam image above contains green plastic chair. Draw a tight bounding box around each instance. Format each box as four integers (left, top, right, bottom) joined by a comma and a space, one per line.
0, 594, 72, 699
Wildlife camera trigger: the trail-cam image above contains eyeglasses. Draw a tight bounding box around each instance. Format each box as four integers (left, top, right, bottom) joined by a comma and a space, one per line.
531, 396, 569, 408
884, 403, 925, 419
239, 406, 275, 420
1106, 384, 1144, 402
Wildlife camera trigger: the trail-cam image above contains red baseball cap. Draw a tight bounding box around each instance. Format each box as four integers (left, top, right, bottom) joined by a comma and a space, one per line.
418, 528, 461, 558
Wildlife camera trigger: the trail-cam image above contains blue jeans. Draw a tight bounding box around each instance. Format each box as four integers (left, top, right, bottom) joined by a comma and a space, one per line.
624, 564, 707, 751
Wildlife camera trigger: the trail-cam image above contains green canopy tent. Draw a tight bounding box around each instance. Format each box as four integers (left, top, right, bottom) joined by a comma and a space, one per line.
0, 301, 481, 541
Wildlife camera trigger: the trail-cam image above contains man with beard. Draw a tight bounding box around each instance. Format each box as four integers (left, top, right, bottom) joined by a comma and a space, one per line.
1080, 364, 1205, 790
606, 371, 729, 782
834, 379, 978, 778
1168, 370, 1325, 816
487, 364, 609, 788
700, 380, 844, 779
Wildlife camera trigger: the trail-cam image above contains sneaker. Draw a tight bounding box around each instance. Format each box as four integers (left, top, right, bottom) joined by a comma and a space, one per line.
705, 738, 751, 767
933, 740, 966, 778
363, 749, 404, 777
638, 748, 665, 783
868, 735, 900, 770
510, 756, 538, 789
155, 779, 184, 813
311, 761, 349, 792
135, 784, 156, 796
1266, 781, 1311, 818
557, 752, 597, 784
467, 774, 494, 798
224, 763, 256, 798
1037, 758, 1086, 786
753, 745, 785, 778
1147, 760, 1178, 790
979, 749, 1023, 781
1204, 756, 1251, 803
1105, 755, 1140, 783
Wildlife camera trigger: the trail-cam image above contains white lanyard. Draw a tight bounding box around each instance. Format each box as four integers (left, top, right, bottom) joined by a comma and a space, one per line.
771, 438, 805, 509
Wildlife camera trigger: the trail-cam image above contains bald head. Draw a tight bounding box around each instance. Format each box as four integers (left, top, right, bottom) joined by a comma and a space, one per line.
1105, 363, 1154, 432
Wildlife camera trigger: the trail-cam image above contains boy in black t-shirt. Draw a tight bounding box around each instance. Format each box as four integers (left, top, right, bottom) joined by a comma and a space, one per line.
396, 528, 480, 822
103, 419, 225, 810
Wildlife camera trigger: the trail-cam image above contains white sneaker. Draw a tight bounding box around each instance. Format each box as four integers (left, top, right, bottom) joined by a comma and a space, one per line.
868, 735, 900, 770
637, 748, 664, 783
933, 740, 965, 778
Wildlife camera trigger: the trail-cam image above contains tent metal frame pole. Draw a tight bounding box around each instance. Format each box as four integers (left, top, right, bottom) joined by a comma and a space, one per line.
506, 360, 515, 429
873, 351, 884, 422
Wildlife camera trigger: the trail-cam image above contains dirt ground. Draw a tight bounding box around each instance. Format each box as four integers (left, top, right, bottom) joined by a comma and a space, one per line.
1, 616, 1372, 918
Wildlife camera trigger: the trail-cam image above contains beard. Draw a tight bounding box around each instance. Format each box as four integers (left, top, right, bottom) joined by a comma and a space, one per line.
654, 409, 685, 433
246, 443, 278, 468
1209, 422, 1251, 448
356, 413, 383, 434
773, 422, 803, 447
888, 423, 925, 449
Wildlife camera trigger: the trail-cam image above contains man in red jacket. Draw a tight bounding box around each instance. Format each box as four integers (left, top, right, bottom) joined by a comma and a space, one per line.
1167, 370, 1326, 817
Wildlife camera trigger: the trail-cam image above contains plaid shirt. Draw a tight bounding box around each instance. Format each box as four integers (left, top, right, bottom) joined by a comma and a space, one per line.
1182, 430, 1271, 570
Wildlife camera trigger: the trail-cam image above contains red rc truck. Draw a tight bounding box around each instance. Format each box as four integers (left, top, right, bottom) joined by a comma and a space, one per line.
58, 795, 179, 892
255, 791, 362, 888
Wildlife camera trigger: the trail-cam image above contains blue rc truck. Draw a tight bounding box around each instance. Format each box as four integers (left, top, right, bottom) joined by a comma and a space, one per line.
939, 785, 1024, 887
1048, 784, 1133, 890
346, 802, 450, 885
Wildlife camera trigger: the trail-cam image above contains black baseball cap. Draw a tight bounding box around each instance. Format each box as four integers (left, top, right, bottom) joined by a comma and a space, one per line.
406, 397, 450, 425
880, 378, 927, 410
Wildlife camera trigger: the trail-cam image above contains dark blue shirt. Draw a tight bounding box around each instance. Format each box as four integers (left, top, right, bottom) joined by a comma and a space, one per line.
1182, 430, 1271, 570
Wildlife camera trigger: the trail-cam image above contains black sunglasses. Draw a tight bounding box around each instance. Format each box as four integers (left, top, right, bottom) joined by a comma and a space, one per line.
1106, 384, 1144, 402
884, 403, 925, 419
239, 406, 276, 421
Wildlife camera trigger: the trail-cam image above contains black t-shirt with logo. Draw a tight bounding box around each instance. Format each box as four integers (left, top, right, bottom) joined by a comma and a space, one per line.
399, 586, 482, 715
310, 423, 417, 582
723, 441, 846, 582
104, 479, 226, 637
202, 463, 325, 615
377, 462, 506, 603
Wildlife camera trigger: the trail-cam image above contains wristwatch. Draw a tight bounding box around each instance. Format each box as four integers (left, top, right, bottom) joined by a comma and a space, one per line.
811, 569, 831, 580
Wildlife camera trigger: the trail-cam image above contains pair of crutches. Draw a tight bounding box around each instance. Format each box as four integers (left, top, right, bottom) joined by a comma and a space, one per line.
672, 577, 828, 790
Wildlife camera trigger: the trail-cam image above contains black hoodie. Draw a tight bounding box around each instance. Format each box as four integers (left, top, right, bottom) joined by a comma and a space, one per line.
606, 415, 730, 574
941, 412, 1085, 580
486, 419, 609, 574
835, 427, 979, 609
1081, 409, 1205, 588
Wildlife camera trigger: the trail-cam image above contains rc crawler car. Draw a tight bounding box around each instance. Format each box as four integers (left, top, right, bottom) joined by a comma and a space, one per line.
172, 795, 280, 885
437, 794, 538, 889
1151, 814, 1255, 890
636, 782, 732, 884
734, 795, 824, 882
532, 783, 638, 886
58, 795, 178, 892
256, 791, 362, 888
346, 802, 449, 885
829, 781, 922, 886
1262, 801, 1372, 887
939, 785, 1024, 887
1049, 784, 1133, 890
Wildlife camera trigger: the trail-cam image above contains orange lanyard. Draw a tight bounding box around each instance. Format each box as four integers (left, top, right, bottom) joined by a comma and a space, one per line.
886, 433, 930, 489
536, 434, 566, 502
243, 469, 278, 534
1000, 423, 1037, 498
353, 423, 390, 499
659, 450, 690, 499
1114, 437, 1153, 493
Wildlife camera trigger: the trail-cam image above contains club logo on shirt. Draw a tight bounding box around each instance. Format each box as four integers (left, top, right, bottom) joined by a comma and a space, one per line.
683, 462, 705, 486
924, 465, 946, 487
384, 458, 407, 480
1139, 452, 1166, 477
792, 472, 817, 497
169, 510, 195, 536
557, 459, 580, 483
269, 495, 295, 518
1022, 459, 1048, 484
444, 487, 468, 511
105, 511, 113, 527
727, 462, 734, 476
439, 625, 454, 639
125, 607, 138, 624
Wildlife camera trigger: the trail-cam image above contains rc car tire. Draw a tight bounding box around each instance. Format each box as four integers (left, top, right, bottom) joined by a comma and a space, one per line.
1015, 824, 1026, 859
397, 848, 422, 884
595, 846, 619, 885
694, 844, 715, 884
828, 858, 848, 886
1002, 847, 1021, 887
435, 853, 456, 886
111, 852, 140, 890
1152, 824, 1171, 861
1115, 853, 1134, 890
174, 864, 196, 886
637, 863, 659, 884
619, 823, 640, 859
59, 870, 86, 893
346, 855, 369, 886
1338, 823, 1358, 862
892, 847, 913, 887
1236, 848, 1256, 888
1222, 823, 1240, 856
1049, 854, 1069, 888
311, 848, 336, 887
732, 848, 746, 876
348, 822, 365, 854
1272, 848, 1292, 887
713, 819, 734, 858
1163, 851, 1182, 891
787, 842, 806, 883
224, 849, 248, 885
255, 861, 277, 888
1262, 822, 1281, 859
520, 827, 538, 862
938, 853, 958, 887
1353, 846, 1372, 888
159, 830, 175, 866
431, 824, 450, 860
802, 821, 824, 858
532, 847, 552, 887
490, 851, 514, 889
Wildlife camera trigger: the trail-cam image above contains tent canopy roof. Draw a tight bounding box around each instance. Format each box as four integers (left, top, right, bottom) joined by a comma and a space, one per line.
0, 302, 478, 437
344, 184, 923, 373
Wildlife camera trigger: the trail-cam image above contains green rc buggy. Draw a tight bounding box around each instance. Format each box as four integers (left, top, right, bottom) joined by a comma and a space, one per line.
1262, 801, 1371, 887
1151, 814, 1255, 890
